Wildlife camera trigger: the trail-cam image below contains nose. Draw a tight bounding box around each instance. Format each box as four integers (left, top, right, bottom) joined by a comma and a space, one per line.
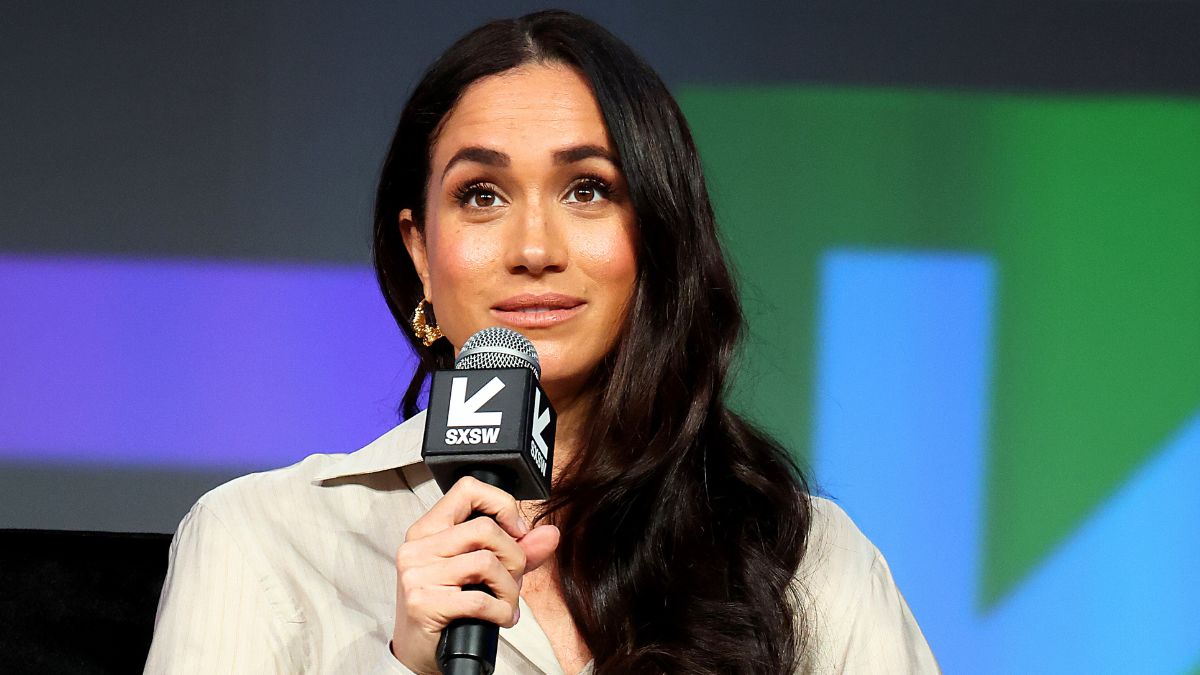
504, 198, 567, 276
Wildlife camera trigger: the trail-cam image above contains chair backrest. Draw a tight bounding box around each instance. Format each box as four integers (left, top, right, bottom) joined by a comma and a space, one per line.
0, 529, 172, 674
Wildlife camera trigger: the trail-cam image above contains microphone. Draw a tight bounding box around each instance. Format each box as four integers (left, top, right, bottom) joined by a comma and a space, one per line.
421, 327, 556, 675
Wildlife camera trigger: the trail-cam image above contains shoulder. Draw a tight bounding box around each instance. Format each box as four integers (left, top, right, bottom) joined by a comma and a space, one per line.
172, 414, 430, 586
193, 452, 351, 530
171, 453, 373, 603
150, 456, 354, 638
795, 497, 882, 627
796, 497, 940, 673
151, 418, 431, 665
800, 497, 880, 588
190, 412, 428, 537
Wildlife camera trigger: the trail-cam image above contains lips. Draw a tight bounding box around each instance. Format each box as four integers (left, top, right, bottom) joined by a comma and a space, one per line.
491, 293, 586, 328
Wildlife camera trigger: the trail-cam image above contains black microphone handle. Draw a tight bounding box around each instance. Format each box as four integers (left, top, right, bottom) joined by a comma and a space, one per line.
437, 467, 518, 675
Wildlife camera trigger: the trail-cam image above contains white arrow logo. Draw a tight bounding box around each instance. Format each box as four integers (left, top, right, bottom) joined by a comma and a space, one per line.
447, 376, 504, 427
532, 388, 550, 456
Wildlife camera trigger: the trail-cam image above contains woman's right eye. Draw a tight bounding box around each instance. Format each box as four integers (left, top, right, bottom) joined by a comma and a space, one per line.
466, 189, 496, 208
453, 182, 505, 209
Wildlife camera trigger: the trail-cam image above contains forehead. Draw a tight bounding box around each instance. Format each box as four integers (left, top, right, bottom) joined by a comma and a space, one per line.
431, 63, 611, 167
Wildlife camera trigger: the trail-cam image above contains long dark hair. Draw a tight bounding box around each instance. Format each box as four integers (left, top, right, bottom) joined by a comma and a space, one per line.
373, 10, 812, 673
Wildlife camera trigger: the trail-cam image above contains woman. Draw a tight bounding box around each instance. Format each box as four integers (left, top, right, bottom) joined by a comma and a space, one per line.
147, 10, 937, 674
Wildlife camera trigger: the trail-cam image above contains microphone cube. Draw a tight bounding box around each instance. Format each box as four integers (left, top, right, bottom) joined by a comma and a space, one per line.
422, 367, 556, 499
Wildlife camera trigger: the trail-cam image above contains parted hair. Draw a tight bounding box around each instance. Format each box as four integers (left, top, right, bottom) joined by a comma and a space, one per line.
372, 10, 812, 673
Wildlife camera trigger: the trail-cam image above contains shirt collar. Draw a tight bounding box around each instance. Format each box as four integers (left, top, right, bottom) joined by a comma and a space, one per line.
311, 410, 427, 483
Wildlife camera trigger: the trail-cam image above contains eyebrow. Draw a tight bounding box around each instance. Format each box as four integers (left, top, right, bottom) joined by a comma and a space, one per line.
552, 144, 614, 165
441, 147, 509, 180
440, 144, 616, 180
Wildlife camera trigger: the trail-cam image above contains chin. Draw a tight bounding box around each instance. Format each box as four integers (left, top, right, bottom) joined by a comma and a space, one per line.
530, 348, 596, 397
529, 340, 565, 376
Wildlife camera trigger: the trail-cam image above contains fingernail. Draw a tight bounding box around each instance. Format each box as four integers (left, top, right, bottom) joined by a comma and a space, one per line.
517, 516, 530, 535
512, 607, 520, 624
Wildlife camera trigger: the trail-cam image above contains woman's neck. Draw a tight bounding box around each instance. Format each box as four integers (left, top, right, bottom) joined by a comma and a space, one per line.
540, 381, 593, 483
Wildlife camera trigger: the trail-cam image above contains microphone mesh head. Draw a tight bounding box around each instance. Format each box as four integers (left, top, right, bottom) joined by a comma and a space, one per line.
455, 327, 541, 377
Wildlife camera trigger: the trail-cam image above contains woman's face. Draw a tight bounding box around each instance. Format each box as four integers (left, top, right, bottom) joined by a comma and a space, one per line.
401, 63, 638, 403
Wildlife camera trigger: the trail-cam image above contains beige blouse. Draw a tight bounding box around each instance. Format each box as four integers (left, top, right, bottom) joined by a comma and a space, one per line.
145, 411, 939, 674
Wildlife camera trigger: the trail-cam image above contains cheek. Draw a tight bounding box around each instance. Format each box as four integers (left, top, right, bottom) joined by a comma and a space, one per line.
576, 223, 638, 301
424, 224, 501, 335
428, 231, 496, 285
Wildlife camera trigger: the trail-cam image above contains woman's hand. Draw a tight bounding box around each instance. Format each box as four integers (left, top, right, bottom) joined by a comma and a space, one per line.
390, 476, 560, 674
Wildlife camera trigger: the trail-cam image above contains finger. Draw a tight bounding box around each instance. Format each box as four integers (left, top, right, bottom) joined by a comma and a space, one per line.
401, 549, 521, 616
400, 549, 521, 606
406, 476, 526, 541
440, 549, 521, 605
408, 588, 517, 630
403, 516, 528, 577
518, 524, 560, 573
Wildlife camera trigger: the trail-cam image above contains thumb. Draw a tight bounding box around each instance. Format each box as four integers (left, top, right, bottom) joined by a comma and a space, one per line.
517, 524, 560, 573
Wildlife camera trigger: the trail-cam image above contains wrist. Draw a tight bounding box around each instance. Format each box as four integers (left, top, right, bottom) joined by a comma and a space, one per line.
388, 639, 438, 675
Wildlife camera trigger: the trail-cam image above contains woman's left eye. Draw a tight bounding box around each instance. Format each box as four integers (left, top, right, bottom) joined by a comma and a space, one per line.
564, 178, 610, 204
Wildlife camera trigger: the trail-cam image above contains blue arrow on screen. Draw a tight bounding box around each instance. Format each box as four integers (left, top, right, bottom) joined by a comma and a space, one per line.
812, 249, 1200, 673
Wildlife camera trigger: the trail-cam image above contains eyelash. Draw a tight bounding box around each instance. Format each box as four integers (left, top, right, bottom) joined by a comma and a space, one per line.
566, 175, 613, 203
450, 180, 495, 206
450, 175, 614, 207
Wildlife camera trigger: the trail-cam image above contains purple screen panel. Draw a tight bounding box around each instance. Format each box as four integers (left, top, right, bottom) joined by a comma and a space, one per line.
0, 255, 417, 470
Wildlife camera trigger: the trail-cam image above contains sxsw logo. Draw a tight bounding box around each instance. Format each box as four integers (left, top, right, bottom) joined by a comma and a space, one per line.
445, 376, 504, 445
444, 375, 551, 477
529, 388, 550, 477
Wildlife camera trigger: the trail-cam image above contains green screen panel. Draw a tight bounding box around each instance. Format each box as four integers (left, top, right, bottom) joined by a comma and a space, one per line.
678, 85, 1200, 605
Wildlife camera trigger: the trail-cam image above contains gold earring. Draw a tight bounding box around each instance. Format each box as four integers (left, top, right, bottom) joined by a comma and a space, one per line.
409, 299, 444, 347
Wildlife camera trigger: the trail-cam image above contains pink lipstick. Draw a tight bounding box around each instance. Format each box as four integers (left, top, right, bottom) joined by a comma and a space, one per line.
491, 293, 586, 329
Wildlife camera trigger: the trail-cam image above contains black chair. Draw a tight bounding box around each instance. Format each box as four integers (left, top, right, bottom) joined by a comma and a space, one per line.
0, 530, 172, 674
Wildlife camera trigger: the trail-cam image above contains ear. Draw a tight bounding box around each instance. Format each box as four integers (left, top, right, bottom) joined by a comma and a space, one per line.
398, 208, 432, 299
